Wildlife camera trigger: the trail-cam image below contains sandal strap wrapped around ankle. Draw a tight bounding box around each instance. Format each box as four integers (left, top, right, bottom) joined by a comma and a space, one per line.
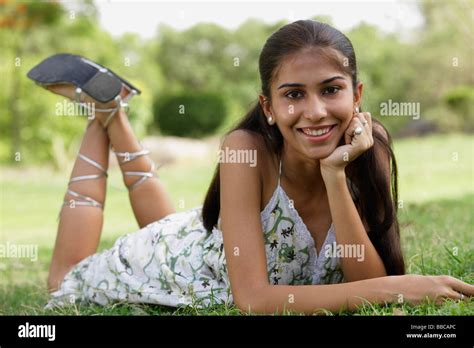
68, 153, 108, 183
113, 147, 162, 191
124, 162, 161, 191
102, 95, 128, 128
60, 153, 107, 217
63, 189, 103, 208
114, 148, 150, 164
69, 173, 106, 183
75, 89, 129, 129
77, 153, 107, 173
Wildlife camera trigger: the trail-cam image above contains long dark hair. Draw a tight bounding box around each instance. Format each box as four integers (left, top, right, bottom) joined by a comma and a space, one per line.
202, 20, 405, 275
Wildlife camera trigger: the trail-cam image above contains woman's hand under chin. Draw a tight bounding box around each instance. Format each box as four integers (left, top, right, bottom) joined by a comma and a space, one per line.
320, 111, 374, 181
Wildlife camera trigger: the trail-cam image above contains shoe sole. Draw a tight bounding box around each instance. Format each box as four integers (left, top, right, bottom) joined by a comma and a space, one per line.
27, 53, 140, 103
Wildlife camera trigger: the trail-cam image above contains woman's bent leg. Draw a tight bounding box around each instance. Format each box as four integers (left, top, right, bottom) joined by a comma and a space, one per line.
47, 120, 109, 292
106, 109, 176, 228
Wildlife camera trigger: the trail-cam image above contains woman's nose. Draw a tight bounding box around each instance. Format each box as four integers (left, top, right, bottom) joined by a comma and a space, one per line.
303, 95, 327, 121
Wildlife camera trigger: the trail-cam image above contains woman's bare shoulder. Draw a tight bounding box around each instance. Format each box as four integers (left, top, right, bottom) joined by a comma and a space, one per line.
223, 129, 266, 150
222, 130, 277, 210
223, 129, 276, 173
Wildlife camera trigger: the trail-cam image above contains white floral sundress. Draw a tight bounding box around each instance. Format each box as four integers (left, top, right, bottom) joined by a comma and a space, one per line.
46, 159, 349, 309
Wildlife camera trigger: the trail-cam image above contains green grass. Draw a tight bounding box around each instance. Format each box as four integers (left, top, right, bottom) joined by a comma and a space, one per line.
394, 133, 473, 203
0, 133, 473, 315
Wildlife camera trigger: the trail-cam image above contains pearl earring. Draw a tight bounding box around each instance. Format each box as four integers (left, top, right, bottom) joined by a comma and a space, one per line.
267, 116, 273, 125
354, 106, 359, 114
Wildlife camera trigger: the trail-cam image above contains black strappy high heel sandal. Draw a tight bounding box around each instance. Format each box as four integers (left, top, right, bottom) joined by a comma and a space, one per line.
28, 53, 141, 129
27, 53, 141, 103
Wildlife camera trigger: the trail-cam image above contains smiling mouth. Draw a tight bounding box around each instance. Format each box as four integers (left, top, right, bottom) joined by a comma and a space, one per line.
297, 125, 336, 137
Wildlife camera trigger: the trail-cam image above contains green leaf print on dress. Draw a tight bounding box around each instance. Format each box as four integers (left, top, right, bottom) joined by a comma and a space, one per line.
320, 256, 344, 284
260, 183, 344, 287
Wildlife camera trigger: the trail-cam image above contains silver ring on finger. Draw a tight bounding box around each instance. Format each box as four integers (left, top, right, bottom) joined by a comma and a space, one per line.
352, 126, 363, 137
460, 293, 465, 300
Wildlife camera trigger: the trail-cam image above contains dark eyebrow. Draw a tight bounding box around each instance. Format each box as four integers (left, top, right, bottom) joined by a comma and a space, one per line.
277, 76, 346, 89
277, 82, 305, 89
321, 75, 346, 84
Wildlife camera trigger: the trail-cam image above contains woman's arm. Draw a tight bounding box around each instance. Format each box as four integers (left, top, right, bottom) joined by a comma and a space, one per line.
323, 170, 387, 281
244, 275, 474, 314
219, 130, 271, 307
319, 113, 391, 281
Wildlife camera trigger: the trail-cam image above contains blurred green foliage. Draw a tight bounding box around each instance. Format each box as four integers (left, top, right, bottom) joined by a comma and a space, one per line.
442, 86, 474, 131
154, 91, 227, 138
0, 0, 472, 166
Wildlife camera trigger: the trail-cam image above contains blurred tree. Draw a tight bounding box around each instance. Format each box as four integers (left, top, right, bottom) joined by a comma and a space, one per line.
411, 0, 473, 132
347, 23, 417, 135
0, 0, 144, 167
153, 19, 280, 133
0, 0, 63, 163
154, 91, 226, 138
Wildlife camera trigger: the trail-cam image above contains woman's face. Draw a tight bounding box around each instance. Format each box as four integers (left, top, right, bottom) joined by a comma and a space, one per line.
261, 47, 362, 160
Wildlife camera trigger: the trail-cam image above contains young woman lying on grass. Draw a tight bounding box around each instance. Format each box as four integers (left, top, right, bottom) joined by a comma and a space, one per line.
40, 20, 473, 314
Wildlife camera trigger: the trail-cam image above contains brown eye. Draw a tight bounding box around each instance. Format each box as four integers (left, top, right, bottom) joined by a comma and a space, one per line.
285, 90, 304, 99
323, 86, 341, 95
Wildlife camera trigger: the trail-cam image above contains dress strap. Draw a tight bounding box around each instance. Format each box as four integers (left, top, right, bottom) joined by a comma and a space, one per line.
277, 157, 282, 187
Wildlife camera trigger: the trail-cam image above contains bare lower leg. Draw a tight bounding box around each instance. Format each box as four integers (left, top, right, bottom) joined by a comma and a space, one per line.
106, 109, 175, 228
48, 121, 109, 291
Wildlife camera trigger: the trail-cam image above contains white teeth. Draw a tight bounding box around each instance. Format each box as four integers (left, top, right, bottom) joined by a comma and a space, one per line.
301, 126, 331, 136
